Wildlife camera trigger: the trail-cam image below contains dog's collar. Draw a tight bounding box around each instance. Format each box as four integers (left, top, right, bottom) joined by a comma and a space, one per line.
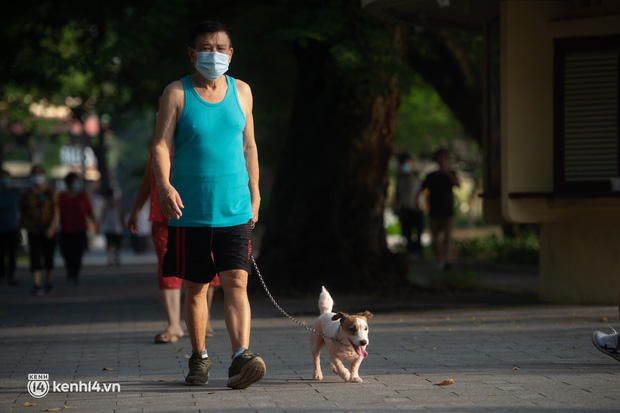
332, 326, 346, 345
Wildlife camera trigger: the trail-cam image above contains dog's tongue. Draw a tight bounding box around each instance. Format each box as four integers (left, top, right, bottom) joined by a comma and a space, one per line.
355, 345, 368, 358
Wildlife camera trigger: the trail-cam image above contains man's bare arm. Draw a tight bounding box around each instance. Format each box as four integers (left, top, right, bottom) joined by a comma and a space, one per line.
238, 80, 260, 225
152, 82, 184, 220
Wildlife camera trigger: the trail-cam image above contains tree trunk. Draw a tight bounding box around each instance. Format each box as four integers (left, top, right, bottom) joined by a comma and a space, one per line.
92, 128, 111, 194
257, 34, 408, 295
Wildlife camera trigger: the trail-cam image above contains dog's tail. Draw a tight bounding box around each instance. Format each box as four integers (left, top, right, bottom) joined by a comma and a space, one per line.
318, 286, 334, 314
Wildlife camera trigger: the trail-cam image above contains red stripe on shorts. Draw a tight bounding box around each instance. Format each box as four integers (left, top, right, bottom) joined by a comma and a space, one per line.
248, 222, 253, 260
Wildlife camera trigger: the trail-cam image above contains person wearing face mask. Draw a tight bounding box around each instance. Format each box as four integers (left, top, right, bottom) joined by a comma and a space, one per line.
19, 165, 59, 296
0, 169, 21, 286
99, 188, 126, 267
152, 20, 263, 389
394, 153, 424, 256
58, 172, 96, 285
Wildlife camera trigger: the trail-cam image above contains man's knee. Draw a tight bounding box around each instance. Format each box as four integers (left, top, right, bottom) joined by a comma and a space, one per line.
185, 279, 209, 298
220, 270, 248, 290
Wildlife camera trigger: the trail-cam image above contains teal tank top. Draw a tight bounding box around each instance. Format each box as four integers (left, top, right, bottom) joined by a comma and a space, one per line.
169, 75, 252, 227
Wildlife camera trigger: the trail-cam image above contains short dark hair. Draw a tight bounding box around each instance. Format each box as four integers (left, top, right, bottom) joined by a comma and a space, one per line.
433, 148, 449, 161
31, 164, 45, 175
397, 152, 411, 165
64, 172, 79, 186
104, 187, 115, 199
188, 20, 232, 49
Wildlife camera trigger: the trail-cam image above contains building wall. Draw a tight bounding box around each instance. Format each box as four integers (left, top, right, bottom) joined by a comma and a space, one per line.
540, 213, 620, 304
499, 1, 620, 303
501, 0, 565, 222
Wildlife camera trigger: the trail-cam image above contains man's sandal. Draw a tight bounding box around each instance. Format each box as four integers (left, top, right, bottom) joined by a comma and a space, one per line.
154, 331, 180, 344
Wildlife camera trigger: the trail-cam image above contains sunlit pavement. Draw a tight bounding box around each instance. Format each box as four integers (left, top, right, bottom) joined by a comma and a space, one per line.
1, 248, 618, 412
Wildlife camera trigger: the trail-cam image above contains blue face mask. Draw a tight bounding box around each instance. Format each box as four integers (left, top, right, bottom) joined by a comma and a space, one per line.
71, 181, 84, 192
194, 51, 229, 81
31, 174, 46, 186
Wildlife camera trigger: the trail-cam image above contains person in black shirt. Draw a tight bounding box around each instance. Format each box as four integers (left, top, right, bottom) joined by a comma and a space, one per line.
418, 149, 460, 270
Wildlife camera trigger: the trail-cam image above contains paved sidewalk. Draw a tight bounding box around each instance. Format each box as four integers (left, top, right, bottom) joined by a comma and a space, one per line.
1, 249, 619, 412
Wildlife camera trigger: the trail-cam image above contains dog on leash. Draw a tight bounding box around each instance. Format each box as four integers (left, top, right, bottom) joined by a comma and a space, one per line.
310, 286, 373, 383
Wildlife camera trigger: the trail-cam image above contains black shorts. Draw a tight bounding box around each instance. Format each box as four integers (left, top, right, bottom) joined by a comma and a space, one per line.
27, 232, 56, 272
162, 222, 252, 284
105, 233, 123, 249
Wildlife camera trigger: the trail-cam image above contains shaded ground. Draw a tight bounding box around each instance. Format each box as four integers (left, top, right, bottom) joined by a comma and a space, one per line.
0, 251, 617, 412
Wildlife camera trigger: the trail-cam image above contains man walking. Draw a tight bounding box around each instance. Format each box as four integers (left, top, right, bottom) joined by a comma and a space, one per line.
152, 20, 263, 389
418, 148, 460, 270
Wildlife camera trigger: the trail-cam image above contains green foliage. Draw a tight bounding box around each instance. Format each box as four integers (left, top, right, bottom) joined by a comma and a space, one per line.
0, 0, 205, 189
385, 220, 401, 236
453, 234, 540, 266
1, 0, 202, 117
405, 30, 483, 141
2, 147, 28, 161
268, 0, 410, 98
394, 74, 466, 159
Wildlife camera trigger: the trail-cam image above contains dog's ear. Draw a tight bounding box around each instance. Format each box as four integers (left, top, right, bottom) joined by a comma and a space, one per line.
332, 312, 348, 321
358, 311, 373, 319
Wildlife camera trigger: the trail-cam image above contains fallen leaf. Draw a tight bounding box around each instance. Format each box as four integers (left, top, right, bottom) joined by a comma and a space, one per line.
41, 408, 62, 412
512, 366, 520, 371
102, 367, 114, 371
23, 402, 36, 407
600, 317, 609, 322
185, 354, 191, 359
174, 348, 183, 353
435, 379, 454, 386
208, 391, 216, 394
64, 407, 77, 409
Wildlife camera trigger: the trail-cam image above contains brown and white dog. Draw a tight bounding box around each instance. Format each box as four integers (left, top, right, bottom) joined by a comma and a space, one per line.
310, 286, 373, 383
